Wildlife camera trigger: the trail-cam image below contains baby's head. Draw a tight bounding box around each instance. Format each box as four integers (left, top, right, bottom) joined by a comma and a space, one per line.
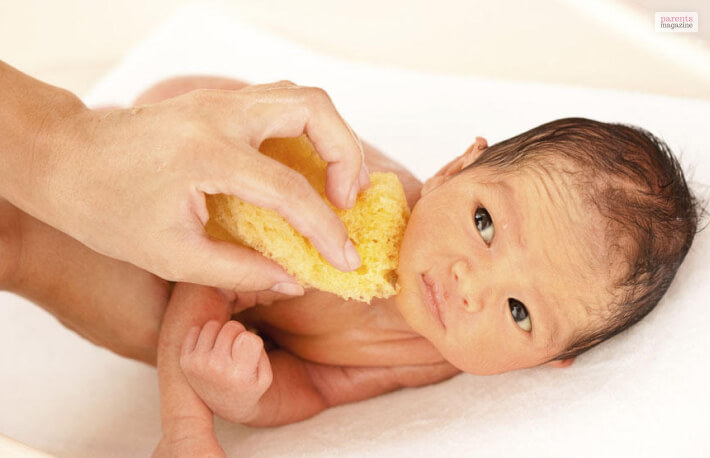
395, 117, 699, 375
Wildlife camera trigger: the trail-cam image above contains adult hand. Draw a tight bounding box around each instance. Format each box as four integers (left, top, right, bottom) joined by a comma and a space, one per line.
0, 63, 369, 294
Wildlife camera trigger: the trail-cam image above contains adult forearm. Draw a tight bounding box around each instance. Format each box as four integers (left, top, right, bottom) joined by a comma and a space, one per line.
0, 61, 87, 216
4, 202, 168, 364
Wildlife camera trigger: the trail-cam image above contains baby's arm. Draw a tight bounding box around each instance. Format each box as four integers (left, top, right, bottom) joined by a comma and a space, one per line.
240, 349, 460, 427
177, 310, 460, 427
154, 283, 232, 458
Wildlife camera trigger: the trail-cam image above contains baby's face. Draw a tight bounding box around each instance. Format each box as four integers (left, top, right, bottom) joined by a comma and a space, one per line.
395, 141, 612, 375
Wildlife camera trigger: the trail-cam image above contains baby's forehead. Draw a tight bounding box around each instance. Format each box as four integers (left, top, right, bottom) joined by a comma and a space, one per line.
473, 161, 591, 218
479, 164, 615, 292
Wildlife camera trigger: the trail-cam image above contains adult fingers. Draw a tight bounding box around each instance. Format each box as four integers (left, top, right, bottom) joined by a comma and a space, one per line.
232, 290, 291, 313
188, 236, 306, 293
205, 147, 361, 272
228, 85, 367, 210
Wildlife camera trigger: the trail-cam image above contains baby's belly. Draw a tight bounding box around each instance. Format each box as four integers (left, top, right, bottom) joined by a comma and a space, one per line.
236, 290, 445, 367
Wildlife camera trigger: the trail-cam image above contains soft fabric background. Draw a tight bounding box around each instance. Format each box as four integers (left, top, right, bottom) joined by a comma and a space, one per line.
1, 3, 709, 457
1, 0, 709, 99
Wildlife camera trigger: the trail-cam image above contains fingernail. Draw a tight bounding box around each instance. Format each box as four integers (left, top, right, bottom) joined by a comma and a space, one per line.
269, 282, 304, 296
343, 239, 361, 271
347, 181, 358, 208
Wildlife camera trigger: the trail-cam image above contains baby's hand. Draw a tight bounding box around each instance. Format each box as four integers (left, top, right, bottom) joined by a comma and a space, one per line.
180, 320, 273, 424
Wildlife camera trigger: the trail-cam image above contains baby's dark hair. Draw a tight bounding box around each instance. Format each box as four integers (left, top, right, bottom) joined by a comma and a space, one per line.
463, 117, 701, 362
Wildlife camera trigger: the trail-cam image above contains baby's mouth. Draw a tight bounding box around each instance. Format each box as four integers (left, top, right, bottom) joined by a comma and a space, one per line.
421, 273, 447, 329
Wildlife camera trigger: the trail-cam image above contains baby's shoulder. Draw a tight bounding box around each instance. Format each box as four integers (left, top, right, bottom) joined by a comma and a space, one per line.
238, 291, 447, 367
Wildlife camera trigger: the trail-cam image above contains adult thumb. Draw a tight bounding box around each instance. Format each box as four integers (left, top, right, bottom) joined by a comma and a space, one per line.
186, 236, 304, 295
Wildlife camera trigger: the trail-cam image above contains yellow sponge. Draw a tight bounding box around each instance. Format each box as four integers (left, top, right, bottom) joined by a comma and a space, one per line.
204, 134, 409, 302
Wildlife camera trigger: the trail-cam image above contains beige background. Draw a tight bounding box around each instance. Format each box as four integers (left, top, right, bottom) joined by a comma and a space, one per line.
0, 0, 708, 100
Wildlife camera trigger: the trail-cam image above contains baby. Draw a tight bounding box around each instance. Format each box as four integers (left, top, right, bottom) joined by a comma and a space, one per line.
145, 77, 700, 457
0, 76, 697, 457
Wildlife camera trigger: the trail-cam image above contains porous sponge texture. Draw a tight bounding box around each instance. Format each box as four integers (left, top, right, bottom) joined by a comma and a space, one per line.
204, 135, 410, 302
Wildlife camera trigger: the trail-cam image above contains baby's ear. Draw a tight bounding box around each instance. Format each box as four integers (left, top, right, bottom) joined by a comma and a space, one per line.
421, 137, 488, 196
546, 358, 575, 368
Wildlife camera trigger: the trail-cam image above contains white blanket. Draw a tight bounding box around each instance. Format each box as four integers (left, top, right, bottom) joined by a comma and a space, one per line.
1, 4, 709, 457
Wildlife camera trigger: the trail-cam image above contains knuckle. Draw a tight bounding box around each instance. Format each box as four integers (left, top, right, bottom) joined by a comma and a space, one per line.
280, 170, 313, 202
177, 120, 211, 153
302, 86, 331, 105
206, 355, 225, 373
275, 79, 297, 87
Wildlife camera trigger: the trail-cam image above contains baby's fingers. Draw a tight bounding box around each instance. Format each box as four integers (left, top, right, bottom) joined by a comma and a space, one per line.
195, 320, 222, 352
213, 321, 247, 356
180, 326, 201, 357
256, 349, 273, 389
231, 332, 264, 376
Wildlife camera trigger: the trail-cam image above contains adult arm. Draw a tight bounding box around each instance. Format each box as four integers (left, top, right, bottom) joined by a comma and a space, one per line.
0, 197, 169, 364
0, 62, 368, 292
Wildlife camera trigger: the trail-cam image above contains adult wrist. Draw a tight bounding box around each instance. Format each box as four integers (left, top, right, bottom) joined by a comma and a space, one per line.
0, 61, 90, 219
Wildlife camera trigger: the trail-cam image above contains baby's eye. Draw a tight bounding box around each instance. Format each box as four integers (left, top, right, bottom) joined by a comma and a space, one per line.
474, 207, 495, 244
509, 298, 531, 332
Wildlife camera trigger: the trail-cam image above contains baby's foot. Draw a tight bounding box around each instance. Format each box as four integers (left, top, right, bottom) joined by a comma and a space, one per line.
180, 320, 273, 424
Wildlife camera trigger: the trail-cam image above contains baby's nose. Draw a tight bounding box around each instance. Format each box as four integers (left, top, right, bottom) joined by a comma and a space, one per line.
451, 260, 481, 313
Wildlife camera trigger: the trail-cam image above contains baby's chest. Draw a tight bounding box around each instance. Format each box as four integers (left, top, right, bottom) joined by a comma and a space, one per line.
237, 291, 443, 367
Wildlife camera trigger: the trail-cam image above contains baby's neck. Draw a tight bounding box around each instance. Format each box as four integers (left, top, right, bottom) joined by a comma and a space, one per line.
370, 294, 418, 335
